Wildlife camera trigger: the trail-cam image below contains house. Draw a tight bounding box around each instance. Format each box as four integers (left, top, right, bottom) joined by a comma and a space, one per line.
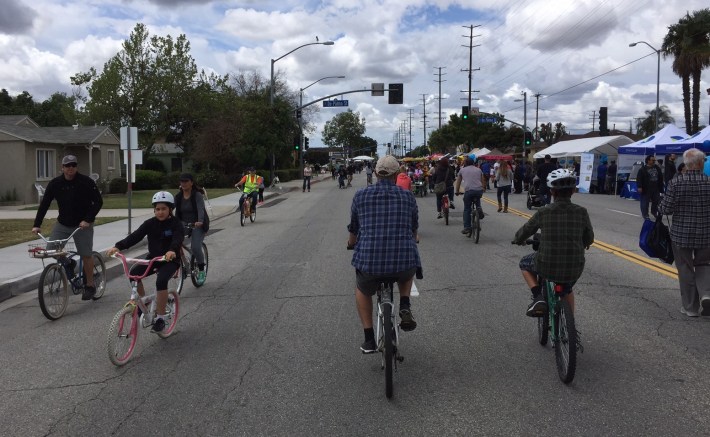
0, 115, 120, 204
151, 142, 187, 173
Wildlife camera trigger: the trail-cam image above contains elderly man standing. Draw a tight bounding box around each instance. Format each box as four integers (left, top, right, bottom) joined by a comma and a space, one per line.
659, 148, 710, 317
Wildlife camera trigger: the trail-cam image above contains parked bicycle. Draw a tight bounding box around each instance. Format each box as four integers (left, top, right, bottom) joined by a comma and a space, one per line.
455, 192, 483, 244
107, 253, 180, 366
179, 223, 209, 289
523, 234, 579, 384
28, 227, 106, 320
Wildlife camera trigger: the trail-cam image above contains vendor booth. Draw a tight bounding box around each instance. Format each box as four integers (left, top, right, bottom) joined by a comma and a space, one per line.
534, 135, 634, 193
656, 125, 710, 157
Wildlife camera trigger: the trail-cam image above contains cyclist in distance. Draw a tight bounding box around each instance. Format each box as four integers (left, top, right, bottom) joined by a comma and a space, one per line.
106, 192, 184, 333
454, 156, 486, 235
174, 173, 209, 285
347, 155, 421, 353
512, 169, 594, 317
32, 154, 103, 300
235, 167, 263, 214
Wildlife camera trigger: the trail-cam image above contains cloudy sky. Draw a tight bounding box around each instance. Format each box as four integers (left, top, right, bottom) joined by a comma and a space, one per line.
1, 0, 708, 154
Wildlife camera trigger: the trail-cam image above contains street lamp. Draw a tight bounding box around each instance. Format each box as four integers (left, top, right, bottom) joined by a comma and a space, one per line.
629, 41, 661, 133
514, 91, 527, 155
298, 75, 345, 179
269, 40, 335, 180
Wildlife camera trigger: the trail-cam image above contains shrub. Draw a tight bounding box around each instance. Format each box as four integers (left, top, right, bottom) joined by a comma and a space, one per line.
142, 157, 167, 173
164, 171, 182, 190
134, 170, 164, 190
109, 177, 128, 194
195, 168, 221, 188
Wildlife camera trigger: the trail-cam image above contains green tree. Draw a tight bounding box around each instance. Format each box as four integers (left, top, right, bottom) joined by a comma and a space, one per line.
72, 23, 204, 153
322, 110, 366, 156
662, 8, 710, 134
635, 105, 675, 137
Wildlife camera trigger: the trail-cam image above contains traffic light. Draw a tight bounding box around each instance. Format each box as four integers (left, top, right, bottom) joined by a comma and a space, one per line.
462, 106, 469, 120
304, 137, 309, 150
599, 107, 608, 136
293, 135, 300, 151
388, 83, 403, 104
524, 131, 533, 146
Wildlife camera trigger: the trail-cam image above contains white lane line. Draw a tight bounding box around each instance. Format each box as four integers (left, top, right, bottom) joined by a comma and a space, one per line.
607, 208, 640, 217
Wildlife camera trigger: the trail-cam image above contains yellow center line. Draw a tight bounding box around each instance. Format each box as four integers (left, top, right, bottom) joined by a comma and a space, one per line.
480, 196, 678, 280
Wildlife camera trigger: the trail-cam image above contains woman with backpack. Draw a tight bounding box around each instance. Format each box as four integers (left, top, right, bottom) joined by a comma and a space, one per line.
175, 173, 209, 285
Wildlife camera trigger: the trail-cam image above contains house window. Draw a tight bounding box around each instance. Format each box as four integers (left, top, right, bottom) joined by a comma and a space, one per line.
36, 149, 55, 180
107, 150, 116, 169
171, 157, 182, 172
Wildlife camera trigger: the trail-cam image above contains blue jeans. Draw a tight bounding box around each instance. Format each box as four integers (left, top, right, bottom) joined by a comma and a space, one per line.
497, 185, 511, 207
640, 191, 660, 219
463, 189, 483, 229
239, 192, 258, 213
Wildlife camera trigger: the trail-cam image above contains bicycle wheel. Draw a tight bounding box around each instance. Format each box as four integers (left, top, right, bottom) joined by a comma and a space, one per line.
190, 243, 208, 287
473, 210, 481, 244
157, 291, 179, 339
250, 207, 256, 223
38, 264, 69, 320
169, 261, 185, 295
554, 300, 577, 384
90, 252, 107, 300
240, 205, 246, 226
107, 305, 138, 366
538, 286, 549, 346
383, 303, 394, 398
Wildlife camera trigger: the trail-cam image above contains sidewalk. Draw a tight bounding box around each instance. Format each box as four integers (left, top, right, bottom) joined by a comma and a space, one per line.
0, 175, 324, 303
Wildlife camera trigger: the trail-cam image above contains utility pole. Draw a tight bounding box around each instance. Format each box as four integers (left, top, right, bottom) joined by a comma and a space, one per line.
421, 94, 429, 149
461, 25, 481, 111
533, 93, 541, 140
408, 109, 414, 153
590, 110, 597, 132
433, 66, 447, 130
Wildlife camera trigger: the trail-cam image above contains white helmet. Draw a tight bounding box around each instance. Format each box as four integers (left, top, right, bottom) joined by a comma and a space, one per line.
546, 168, 577, 188
151, 191, 174, 207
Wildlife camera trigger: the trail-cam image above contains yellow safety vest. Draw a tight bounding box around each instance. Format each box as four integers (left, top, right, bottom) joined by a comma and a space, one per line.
244, 174, 260, 193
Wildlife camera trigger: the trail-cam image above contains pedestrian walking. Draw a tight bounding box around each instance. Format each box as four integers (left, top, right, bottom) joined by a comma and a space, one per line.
303, 161, 313, 192
495, 160, 513, 212
659, 148, 710, 317
536, 154, 557, 205
636, 155, 664, 220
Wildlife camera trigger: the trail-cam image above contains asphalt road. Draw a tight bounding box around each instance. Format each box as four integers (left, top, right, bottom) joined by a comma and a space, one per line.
1, 174, 708, 436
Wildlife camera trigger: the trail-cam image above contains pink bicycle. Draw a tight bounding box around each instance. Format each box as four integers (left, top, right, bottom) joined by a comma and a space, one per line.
107, 253, 181, 366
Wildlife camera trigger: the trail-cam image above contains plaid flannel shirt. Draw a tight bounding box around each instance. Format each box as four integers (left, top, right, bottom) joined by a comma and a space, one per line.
513, 198, 594, 284
349, 179, 421, 275
659, 170, 710, 248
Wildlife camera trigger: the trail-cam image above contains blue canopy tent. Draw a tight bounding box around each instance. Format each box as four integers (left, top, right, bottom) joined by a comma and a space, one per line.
656, 125, 710, 155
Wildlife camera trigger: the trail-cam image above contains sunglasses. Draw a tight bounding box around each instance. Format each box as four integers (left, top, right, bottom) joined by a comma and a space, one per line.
63, 163, 77, 168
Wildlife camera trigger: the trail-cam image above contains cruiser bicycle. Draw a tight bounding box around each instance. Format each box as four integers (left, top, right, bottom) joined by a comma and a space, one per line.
28, 227, 106, 320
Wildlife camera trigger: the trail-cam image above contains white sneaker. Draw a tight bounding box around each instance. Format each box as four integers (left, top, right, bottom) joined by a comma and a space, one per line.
680, 307, 700, 317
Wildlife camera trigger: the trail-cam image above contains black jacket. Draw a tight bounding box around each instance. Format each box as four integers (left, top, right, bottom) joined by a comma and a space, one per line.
114, 216, 184, 260
664, 159, 677, 182
636, 164, 664, 193
434, 165, 455, 187
34, 172, 103, 228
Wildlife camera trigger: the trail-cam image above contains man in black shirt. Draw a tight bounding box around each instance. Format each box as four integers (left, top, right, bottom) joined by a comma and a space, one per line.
636, 154, 664, 220
536, 154, 557, 205
32, 155, 103, 300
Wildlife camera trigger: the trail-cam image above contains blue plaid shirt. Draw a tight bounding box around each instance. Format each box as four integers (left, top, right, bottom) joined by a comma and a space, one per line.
349, 179, 421, 275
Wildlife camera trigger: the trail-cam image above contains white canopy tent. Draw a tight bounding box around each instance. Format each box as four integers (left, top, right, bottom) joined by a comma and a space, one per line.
533, 135, 634, 159
352, 155, 374, 161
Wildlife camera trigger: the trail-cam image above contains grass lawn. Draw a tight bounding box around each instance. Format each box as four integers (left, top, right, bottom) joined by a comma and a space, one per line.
0, 217, 123, 249
22, 188, 236, 210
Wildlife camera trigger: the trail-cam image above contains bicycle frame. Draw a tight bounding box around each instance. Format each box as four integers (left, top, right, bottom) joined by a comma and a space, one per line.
113, 253, 174, 326
376, 283, 399, 357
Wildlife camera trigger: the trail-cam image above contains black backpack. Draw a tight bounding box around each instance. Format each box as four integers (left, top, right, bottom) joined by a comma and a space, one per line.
647, 216, 673, 264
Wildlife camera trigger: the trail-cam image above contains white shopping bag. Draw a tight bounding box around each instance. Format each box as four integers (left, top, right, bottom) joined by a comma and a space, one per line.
410, 281, 419, 297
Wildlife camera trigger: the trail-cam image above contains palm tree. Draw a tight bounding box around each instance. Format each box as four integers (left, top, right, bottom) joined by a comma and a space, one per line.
662, 9, 710, 135
635, 105, 675, 137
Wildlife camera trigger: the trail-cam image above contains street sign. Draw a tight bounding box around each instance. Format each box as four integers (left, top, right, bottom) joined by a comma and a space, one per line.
323, 100, 349, 107
479, 117, 498, 123
119, 126, 138, 150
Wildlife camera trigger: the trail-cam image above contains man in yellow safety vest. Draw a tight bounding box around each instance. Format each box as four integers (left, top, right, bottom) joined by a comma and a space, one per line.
235, 167, 263, 214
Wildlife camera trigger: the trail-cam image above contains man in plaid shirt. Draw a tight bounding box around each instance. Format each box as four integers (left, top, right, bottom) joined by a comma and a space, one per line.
659, 148, 710, 317
513, 169, 594, 317
348, 155, 421, 354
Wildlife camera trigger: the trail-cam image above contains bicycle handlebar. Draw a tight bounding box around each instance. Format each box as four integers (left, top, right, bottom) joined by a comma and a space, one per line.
111, 252, 170, 280
36, 227, 82, 246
